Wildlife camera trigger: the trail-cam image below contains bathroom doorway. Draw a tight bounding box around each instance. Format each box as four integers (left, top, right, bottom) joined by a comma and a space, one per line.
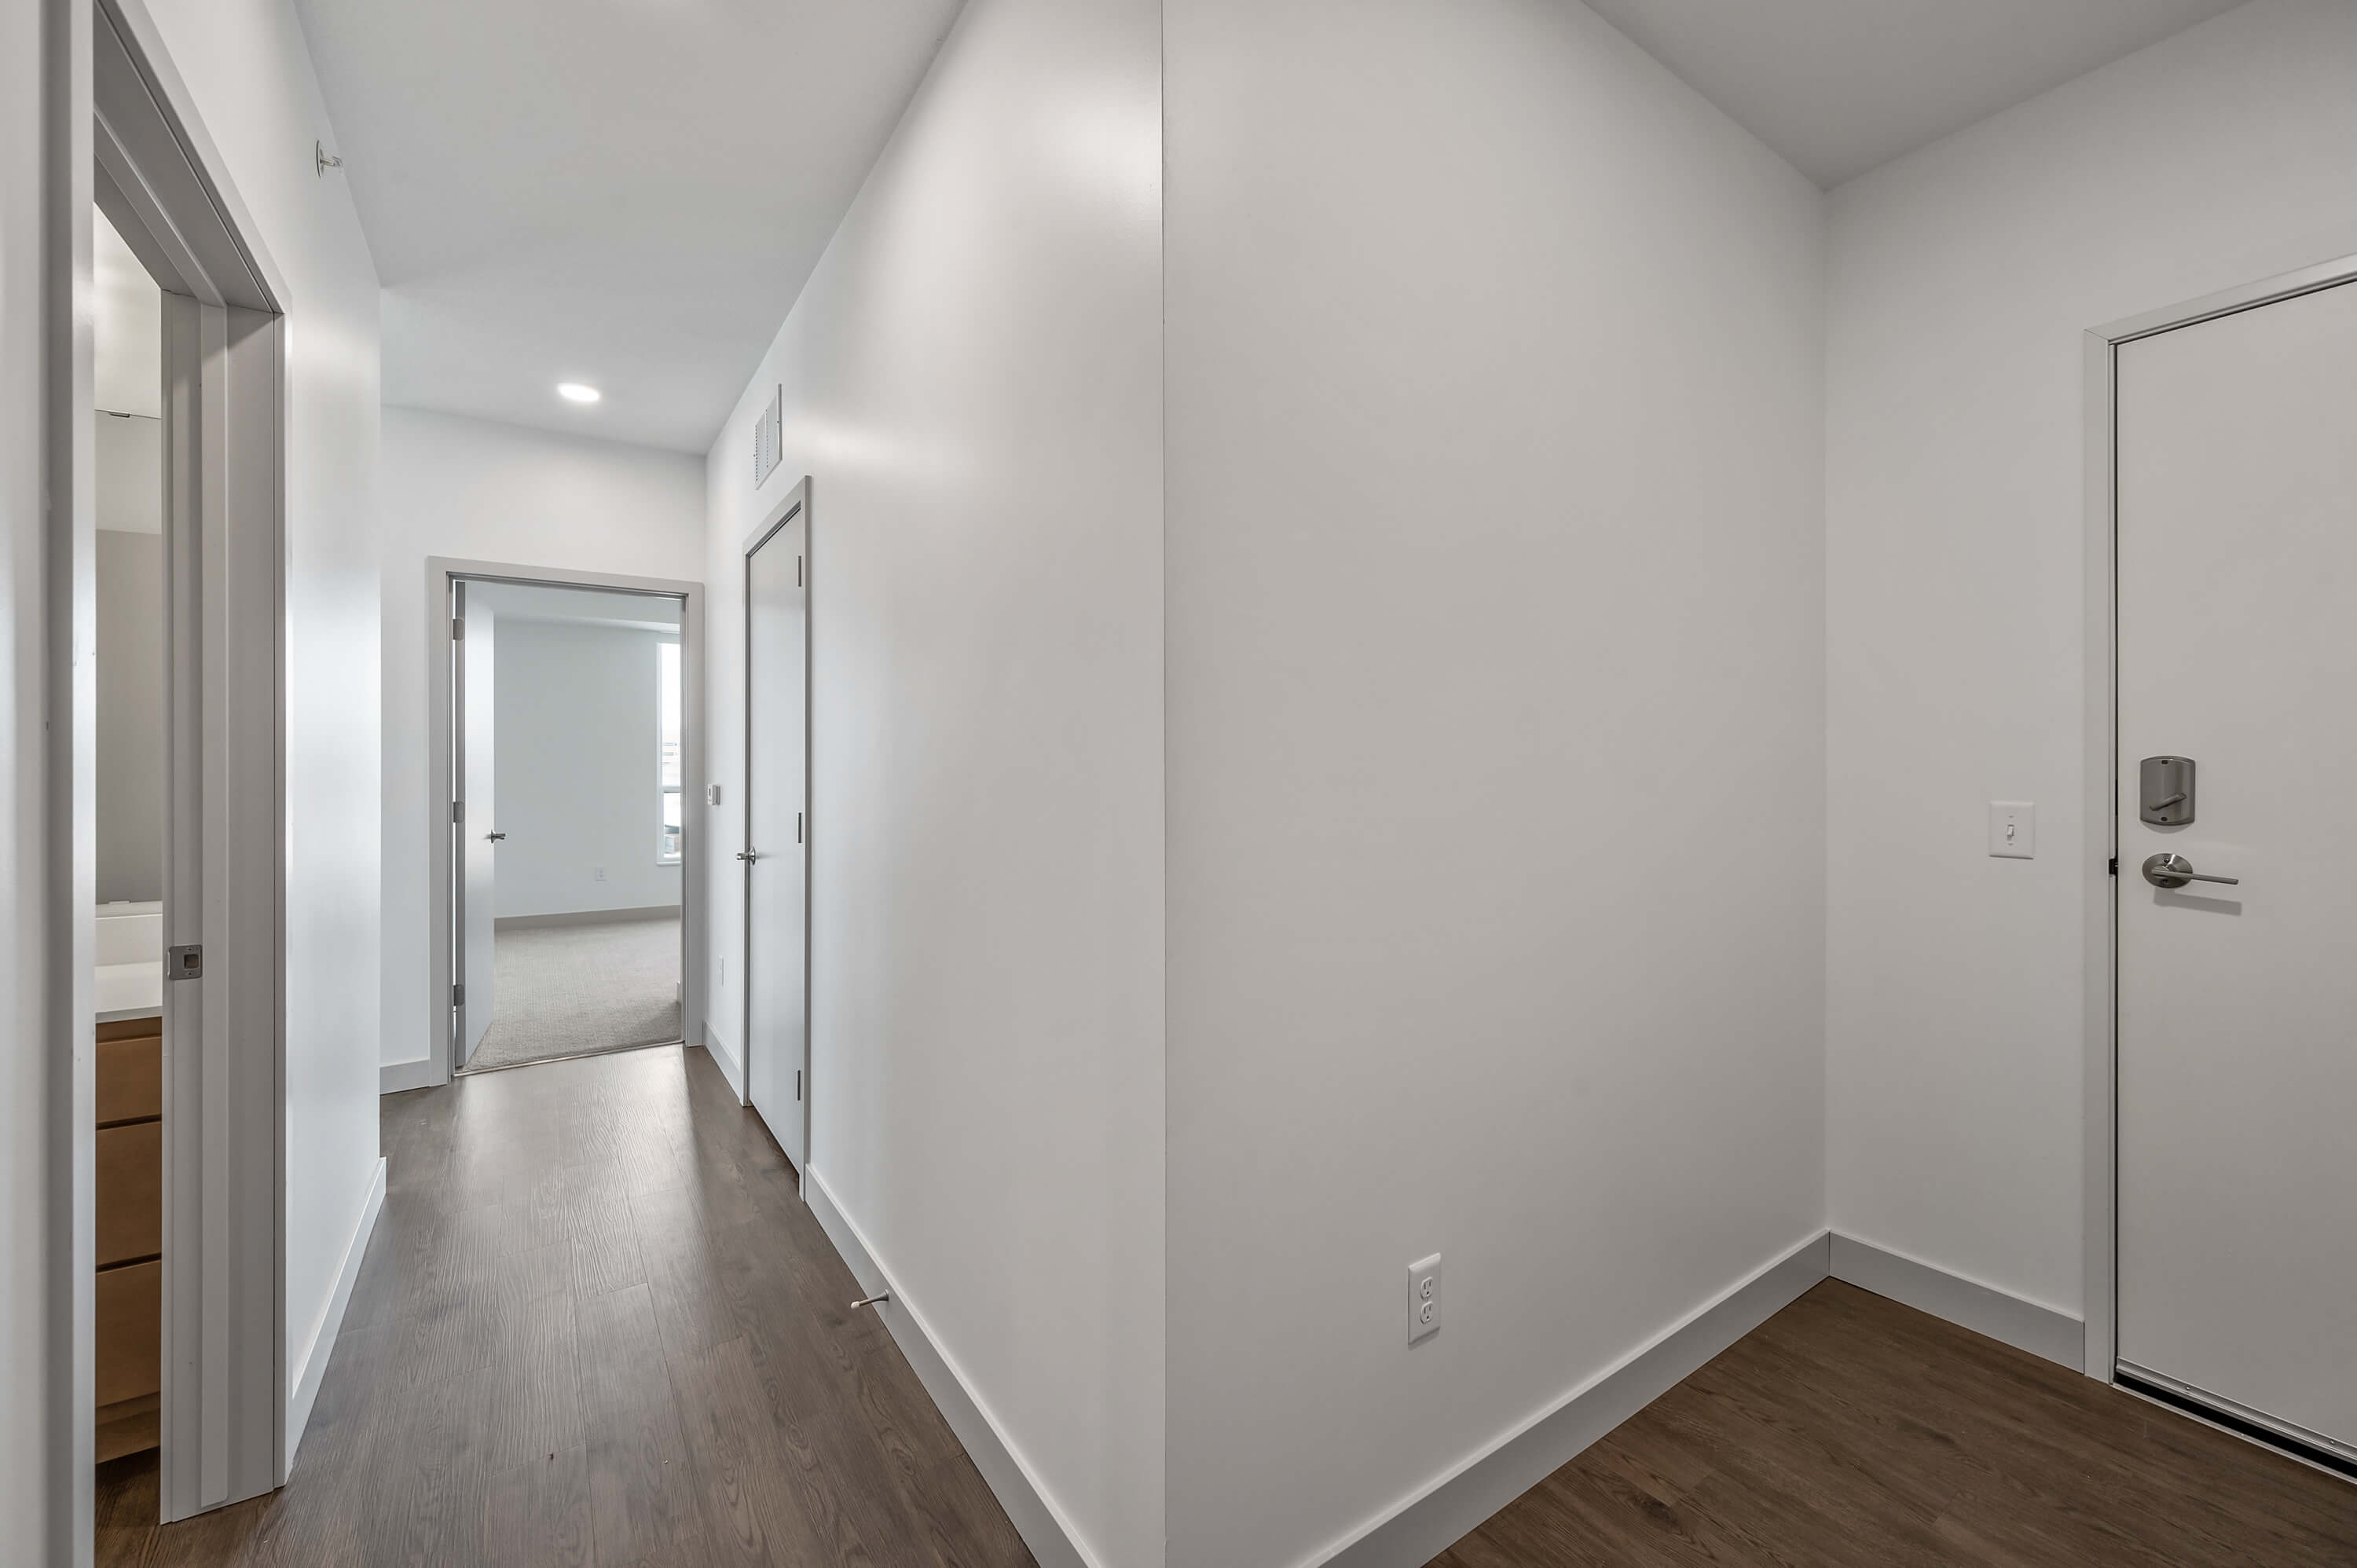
91, 202, 167, 1472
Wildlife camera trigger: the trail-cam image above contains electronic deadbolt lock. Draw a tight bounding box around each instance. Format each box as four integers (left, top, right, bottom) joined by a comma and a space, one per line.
2139, 756, 2196, 826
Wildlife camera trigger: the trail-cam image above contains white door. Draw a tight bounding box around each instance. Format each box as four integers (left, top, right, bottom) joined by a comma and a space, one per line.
456, 586, 499, 1064
2116, 276, 2357, 1463
745, 511, 808, 1165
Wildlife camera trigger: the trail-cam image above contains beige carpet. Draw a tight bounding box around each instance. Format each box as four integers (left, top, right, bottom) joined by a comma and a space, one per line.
465, 912, 682, 1072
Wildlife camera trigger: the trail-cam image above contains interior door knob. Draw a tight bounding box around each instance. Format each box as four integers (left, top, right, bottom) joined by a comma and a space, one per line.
486, 831, 506, 842
736, 849, 759, 863
2142, 852, 2238, 889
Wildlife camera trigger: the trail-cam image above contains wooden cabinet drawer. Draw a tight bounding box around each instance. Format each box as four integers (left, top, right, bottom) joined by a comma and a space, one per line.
97, 1027, 163, 1125
96, 1259, 161, 1408
97, 1121, 163, 1267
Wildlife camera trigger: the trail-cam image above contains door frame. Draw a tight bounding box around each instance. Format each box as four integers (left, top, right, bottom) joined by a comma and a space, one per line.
2080, 248, 2357, 1386
421, 558, 708, 1086
736, 477, 812, 1168
68, 0, 296, 1529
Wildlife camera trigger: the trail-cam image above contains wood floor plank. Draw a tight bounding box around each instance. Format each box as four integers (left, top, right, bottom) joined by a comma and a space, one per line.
98, 1046, 1031, 1568
586, 1404, 709, 1568
485, 1448, 595, 1568
1432, 1280, 2357, 1567
482, 1290, 586, 1475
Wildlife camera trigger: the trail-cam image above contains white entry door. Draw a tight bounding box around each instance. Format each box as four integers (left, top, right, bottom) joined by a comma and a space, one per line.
456, 584, 499, 1064
744, 504, 808, 1166
2115, 275, 2357, 1464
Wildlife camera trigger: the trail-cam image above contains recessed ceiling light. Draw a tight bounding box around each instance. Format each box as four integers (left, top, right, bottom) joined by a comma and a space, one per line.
557, 383, 601, 404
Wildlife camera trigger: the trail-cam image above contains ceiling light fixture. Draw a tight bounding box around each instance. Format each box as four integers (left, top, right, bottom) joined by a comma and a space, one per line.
557, 383, 601, 404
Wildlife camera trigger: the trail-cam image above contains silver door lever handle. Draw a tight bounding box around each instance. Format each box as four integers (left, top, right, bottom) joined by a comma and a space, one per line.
2142, 852, 2238, 889
736, 850, 759, 863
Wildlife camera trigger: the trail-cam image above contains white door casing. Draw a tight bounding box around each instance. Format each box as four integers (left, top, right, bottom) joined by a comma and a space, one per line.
743, 488, 808, 1167
456, 588, 499, 1063
2114, 275, 2357, 1460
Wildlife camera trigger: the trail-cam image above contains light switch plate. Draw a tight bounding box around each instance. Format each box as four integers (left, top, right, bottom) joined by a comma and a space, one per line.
1989, 801, 2035, 859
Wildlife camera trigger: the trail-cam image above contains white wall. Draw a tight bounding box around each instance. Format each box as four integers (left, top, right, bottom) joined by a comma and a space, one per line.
96, 526, 164, 904
138, 0, 389, 1456
379, 406, 702, 1067
1825, 0, 2357, 1317
491, 617, 682, 919
701, 0, 1165, 1560
1162, 4, 1827, 1565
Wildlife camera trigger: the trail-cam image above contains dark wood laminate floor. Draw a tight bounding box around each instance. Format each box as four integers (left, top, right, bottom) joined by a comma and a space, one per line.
1432, 1278, 2357, 1568
95, 1043, 1036, 1568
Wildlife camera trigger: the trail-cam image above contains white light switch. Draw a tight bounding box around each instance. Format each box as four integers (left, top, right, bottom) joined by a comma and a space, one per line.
1989, 801, 2035, 859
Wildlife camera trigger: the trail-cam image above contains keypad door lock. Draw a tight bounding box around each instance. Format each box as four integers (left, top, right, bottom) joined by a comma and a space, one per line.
2139, 756, 2196, 826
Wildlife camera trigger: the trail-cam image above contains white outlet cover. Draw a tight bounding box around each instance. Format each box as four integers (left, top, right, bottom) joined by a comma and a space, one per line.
1988, 801, 2035, 859
1408, 1253, 1442, 1344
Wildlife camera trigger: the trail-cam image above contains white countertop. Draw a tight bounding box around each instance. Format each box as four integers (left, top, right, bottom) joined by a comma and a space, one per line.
97, 960, 162, 1024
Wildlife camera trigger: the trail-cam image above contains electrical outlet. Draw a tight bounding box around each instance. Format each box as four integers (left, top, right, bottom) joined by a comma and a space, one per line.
1988, 801, 2035, 859
593, 865, 608, 882
1408, 1254, 1442, 1343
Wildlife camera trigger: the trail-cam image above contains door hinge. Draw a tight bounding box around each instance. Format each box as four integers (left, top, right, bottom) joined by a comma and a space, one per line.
796, 555, 803, 588
2109, 856, 2119, 876
167, 944, 203, 980
796, 811, 803, 844
453, 615, 464, 640
453, 800, 464, 824
796, 1069, 802, 1101
452, 983, 465, 1007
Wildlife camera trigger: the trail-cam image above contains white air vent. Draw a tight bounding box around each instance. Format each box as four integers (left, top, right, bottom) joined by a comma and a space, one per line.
753, 385, 783, 487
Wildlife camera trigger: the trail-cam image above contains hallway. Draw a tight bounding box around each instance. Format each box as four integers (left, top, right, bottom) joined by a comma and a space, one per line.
94, 1046, 1032, 1567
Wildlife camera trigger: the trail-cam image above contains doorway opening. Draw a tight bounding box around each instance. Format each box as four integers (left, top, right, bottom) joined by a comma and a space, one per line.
91, 202, 167, 1474
427, 562, 706, 1084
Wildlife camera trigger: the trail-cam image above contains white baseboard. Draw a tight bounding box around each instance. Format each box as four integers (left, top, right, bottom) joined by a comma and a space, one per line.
379, 1055, 442, 1095
700, 1019, 743, 1101
803, 1168, 1096, 1568
1830, 1232, 2084, 1369
495, 903, 681, 931
1310, 1230, 1831, 1568
285, 1156, 386, 1475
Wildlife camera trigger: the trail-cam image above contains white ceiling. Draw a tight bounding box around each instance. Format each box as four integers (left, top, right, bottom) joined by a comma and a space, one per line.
297, 0, 2246, 451
1579, 0, 2248, 189
295, 0, 965, 452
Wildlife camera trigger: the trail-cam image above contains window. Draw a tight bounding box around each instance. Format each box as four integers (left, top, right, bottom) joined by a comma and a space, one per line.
657, 639, 682, 863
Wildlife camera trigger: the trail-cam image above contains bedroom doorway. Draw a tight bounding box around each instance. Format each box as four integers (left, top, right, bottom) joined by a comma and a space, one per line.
429, 562, 706, 1083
